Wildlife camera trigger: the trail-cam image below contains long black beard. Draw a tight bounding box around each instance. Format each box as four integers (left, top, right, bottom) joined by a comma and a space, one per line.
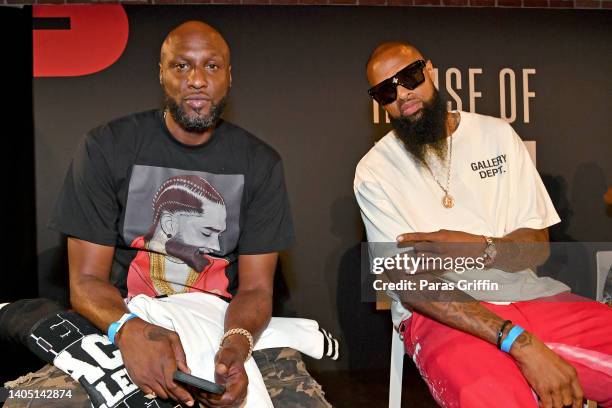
165, 95, 227, 133
165, 237, 211, 273
390, 89, 449, 165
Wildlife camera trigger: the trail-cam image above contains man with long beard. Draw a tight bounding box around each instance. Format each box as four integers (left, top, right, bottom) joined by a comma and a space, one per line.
354, 42, 612, 407
1, 21, 331, 408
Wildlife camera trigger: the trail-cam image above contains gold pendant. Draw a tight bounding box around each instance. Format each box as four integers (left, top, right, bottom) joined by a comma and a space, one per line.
442, 194, 454, 209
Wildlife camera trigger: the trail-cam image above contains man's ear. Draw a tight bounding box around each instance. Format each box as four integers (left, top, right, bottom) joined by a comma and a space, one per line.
228, 65, 232, 88
160, 212, 177, 238
425, 60, 437, 89
159, 62, 163, 86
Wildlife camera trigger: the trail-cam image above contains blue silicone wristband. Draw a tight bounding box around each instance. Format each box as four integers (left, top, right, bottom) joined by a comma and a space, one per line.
501, 325, 525, 353
108, 313, 137, 345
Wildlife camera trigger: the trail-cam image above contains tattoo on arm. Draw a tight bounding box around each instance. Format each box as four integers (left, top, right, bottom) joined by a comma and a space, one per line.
512, 332, 533, 351
493, 229, 550, 272
389, 271, 504, 344
144, 324, 167, 342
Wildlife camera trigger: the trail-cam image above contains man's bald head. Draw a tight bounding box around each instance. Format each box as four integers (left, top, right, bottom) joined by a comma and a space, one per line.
159, 20, 232, 136
366, 42, 424, 86
367, 42, 423, 66
160, 21, 230, 64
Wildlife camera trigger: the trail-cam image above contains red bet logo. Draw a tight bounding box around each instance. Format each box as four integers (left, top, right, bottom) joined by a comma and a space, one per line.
33, 5, 129, 78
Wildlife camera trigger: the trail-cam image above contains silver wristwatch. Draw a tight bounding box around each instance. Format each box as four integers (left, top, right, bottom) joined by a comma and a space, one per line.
483, 236, 497, 266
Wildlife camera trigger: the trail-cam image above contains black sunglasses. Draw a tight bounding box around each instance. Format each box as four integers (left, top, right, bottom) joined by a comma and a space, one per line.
368, 60, 426, 106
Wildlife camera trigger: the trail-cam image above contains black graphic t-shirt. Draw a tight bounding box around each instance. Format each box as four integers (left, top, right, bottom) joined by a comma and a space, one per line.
50, 109, 294, 299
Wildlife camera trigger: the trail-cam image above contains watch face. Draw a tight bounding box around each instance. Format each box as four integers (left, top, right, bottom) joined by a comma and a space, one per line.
486, 246, 497, 258
484, 238, 497, 263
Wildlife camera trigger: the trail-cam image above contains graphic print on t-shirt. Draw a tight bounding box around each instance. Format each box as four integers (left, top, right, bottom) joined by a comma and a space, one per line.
123, 165, 244, 299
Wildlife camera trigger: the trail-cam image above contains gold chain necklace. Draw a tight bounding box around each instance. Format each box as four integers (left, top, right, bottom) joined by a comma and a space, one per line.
148, 246, 200, 295
423, 118, 455, 209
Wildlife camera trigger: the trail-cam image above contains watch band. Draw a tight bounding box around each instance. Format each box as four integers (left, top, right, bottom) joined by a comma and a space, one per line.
483, 236, 497, 266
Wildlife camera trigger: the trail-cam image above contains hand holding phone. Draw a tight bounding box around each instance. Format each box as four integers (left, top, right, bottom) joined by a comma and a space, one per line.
173, 370, 225, 395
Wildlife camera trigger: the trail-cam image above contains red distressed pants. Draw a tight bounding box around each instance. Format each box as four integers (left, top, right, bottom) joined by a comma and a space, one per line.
400, 293, 612, 407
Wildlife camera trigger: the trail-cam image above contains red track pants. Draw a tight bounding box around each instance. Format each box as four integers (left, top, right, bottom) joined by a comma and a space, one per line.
400, 293, 612, 407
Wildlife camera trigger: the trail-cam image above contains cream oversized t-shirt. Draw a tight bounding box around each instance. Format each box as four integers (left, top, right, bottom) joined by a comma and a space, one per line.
354, 111, 569, 326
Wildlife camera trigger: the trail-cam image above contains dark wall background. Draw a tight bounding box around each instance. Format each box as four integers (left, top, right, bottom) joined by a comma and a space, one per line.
0, 5, 36, 303
0, 5, 42, 383
30, 6, 612, 374
1, 6, 36, 302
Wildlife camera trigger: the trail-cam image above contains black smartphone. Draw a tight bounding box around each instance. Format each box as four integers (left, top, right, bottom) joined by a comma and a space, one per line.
173, 371, 226, 395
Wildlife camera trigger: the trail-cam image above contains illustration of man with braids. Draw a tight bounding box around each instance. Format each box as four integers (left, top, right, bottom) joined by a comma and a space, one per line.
127, 174, 231, 298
